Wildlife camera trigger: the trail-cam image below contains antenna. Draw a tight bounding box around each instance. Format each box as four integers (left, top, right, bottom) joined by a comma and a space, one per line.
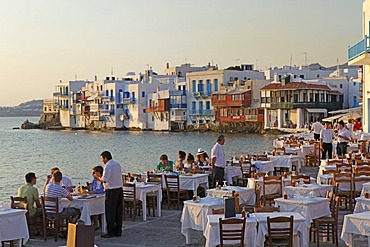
111, 67, 114, 76
256, 59, 258, 70
75, 73, 77, 80
185, 58, 187, 64
290, 54, 293, 69
302, 52, 309, 67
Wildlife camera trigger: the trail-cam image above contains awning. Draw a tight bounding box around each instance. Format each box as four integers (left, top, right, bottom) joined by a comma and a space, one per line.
87, 94, 97, 101
306, 109, 327, 114
328, 106, 362, 115
322, 114, 345, 122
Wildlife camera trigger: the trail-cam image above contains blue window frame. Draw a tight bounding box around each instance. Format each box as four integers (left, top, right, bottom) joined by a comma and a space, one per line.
192, 101, 196, 110
192, 80, 196, 92
214, 79, 219, 91
206, 79, 211, 93
206, 101, 210, 110
198, 80, 204, 92
142, 91, 145, 97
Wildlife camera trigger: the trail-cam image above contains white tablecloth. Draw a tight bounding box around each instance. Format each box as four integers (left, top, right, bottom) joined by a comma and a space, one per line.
61, 194, 105, 226
181, 197, 224, 244
268, 155, 302, 171
251, 160, 274, 173
206, 186, 255, 205
354, 197, 370, 213
275, 197, 330, 227
361, 182, 370, 196
123, 182, 162, 221
204, 214, 257, 247
163, 174, 209, 195
284, 184, 332, 198
301, 144, 314, 156
253, 212, 308, 247
0, 209, 29, 246
224, 166, 242, 185
341, 211, 370, 246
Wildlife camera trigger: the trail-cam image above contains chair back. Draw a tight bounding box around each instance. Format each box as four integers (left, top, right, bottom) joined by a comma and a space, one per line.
41, 196, 60, 223
336, 163, 352, 173
123, 183, 136, 201
291, 175, 310, 184
255, 183, 261, 208
274, 147, 286, 156
10, 196, 28, 210
212, 208, 224, 214
164, 175, 180, 192
147, 172, 162, 184
252, 172, 267, 179
240, 163, 251, 178
353, 173, 370, 195
218, 217, 246, 247
332, 196, 340, 221
253, 206, 280, 213
262, 176, 282, 197
333, 173, 353, 193
327, 159, 344, 165
267, 215, 294, 247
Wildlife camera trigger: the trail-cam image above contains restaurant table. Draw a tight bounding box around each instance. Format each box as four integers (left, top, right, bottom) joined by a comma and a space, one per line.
284, 184, 332, 198
224, 165, 242, 185
0, 209, 29, 247
248, 177, 317, 197
61, 194, 106, 232
320, 158, 348, 167
275, 197, 331, 227
123, 182, 162, 221
301, 144, 314, 156
354, 197, 370, 213
268, 154, 303, 171
253, 212, 308, 247
361, 182, 370, 196
206, 186, 255, 205
204, 214, 257, 247
251, 160, 274, 173
162, 173, 209, 196
341, 211, 370, 247
181, 197, 224, 244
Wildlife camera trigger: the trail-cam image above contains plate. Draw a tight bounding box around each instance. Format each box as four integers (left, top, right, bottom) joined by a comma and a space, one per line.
185, 173, 193, 176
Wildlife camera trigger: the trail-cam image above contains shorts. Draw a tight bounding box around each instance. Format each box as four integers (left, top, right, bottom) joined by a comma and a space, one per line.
59, 207, 80, 218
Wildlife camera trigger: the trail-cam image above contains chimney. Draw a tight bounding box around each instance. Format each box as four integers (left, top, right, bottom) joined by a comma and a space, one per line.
273, 73, 278, 82
94, 75, 97, 81
166, 62, 170, 69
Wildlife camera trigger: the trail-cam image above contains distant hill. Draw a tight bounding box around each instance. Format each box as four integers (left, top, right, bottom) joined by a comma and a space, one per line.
0, 100, 43, 117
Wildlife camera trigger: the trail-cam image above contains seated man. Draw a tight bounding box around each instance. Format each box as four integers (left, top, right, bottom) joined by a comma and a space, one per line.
17, 172, 42, 217
43, 167, 73, 193
88, 165, 104, 195
156, 154, 174, 172
44, 171, 80, 223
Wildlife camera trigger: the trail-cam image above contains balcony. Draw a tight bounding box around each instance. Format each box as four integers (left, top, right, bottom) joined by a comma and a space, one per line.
170, 90, 186, 96
188, 109, 215, 116
172, 115, 187, 121
146, 105, 169, 113
269, 101, 342, 110
348, 36, 370, 65
170, 103, 187, 109
118, 98, 136, 104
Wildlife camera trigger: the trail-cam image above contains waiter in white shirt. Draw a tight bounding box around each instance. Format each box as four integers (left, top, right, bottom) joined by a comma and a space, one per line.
320, 122, 334, 159
211, 134, 226, 187
337, 120, 351, 155
311, 118, 323, 141
98, 151, 123, 238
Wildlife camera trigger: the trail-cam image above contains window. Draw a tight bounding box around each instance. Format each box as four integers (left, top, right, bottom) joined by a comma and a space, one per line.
198, 80, 204, 92
340, 84, 343, 89
142, 91, 145, 97
206, 79, 211, 93
214, 79, 219, 92
192, 101, 196, 110
354, 82, 356, 86
300, 75, 304, 79
192, 80, 196, 92
206, 101, 210, 110
317, 74, 320, 78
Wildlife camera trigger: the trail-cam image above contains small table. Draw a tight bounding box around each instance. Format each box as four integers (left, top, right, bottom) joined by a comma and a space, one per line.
61, 194, 106, 232
251, 160, 274, 173
252, 212, 308, 247
284, 184, 332, 198
206, 186, 255, 205
341, 211, 370, 247
275, 197, 330, 227
162, 173, 209, 196
181, 197, 224, 244
354, 197, 370, 213
124, 182, 162, 221
224, 166, 242, 185
204, 214, 257, 247
0, 209, 29, 247
268, 154, 303, 171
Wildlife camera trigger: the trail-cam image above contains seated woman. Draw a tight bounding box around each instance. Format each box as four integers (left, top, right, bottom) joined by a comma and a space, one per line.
195, 148, 210, 167
156, 154, 174, 172
184, 153, 195, 173
176, 150, 186, 170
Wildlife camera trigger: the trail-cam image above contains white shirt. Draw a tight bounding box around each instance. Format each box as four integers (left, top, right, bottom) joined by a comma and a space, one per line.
211, 142, 226, 168
312, 122, 323, 134
102, 159, 123, 190
50, 176, 73, 188
338, 128, 351, 143
320, 128, 334, 143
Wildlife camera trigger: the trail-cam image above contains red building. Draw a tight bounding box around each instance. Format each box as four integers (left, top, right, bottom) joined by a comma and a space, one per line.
211, 88, 264, 123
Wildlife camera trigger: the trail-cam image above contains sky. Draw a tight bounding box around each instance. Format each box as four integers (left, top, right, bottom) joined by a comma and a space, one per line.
0, 0, 364, 106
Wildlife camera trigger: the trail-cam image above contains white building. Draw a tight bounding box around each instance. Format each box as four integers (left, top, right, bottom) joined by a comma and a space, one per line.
185, 66, 265, 125
164, 63, 217, 77
348, 0, 370, 132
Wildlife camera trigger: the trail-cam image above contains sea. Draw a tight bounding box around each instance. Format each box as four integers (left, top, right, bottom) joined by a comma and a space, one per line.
0, 116, 277, 207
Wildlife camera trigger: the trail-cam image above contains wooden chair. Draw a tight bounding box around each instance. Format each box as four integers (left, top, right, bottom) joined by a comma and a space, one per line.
164, 175, 188, 210
242, 183, 261, 212
333, 173, 353, 210
261, 176, 282, 206
122, 183, 140, 221
211, 208, 224, 215
236, 162, 252, 186
322, 170, 337, 185
274, 147, 286, 156
353, 173, 370, 198
41, 196, 70, 241
253, 206, 280, 213
335, 163, 352, 173
289, 143, 301, 148
146, 172, 163, 216
251, 172, 267, 179
291, 175, 311, 185
327, 159, 344, 165
312, 196, 340, 246
219, 217, 246, 247
266, 215, 294, 247
305, 144, 320, 166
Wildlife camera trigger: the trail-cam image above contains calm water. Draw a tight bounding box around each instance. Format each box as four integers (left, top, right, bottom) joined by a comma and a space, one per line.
0, 117, 276, 207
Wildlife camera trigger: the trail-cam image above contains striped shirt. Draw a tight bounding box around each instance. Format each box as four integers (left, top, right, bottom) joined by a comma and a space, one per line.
45, 183, 69, 213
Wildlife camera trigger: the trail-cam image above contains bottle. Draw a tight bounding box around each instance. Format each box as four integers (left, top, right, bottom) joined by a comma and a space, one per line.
241, 207, 246, 218
78, 182, 82, 194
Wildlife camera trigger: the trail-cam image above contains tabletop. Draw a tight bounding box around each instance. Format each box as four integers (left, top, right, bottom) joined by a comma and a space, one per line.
341, 211, 370, 246
0, 209, 29, 244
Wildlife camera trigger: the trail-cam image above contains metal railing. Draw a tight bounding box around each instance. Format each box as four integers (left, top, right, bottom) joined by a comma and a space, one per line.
188, 109, 215, 116
348, 36, 370, 61
270, 101, 342, 109
170, 103, 187, 109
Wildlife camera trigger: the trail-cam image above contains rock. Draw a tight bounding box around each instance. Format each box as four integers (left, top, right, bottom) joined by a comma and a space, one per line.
21, 119, 41, 129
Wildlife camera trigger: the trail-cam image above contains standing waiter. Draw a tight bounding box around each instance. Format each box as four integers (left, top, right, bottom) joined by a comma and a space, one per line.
211, 134, 226, 187
98, 151, 123, 238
